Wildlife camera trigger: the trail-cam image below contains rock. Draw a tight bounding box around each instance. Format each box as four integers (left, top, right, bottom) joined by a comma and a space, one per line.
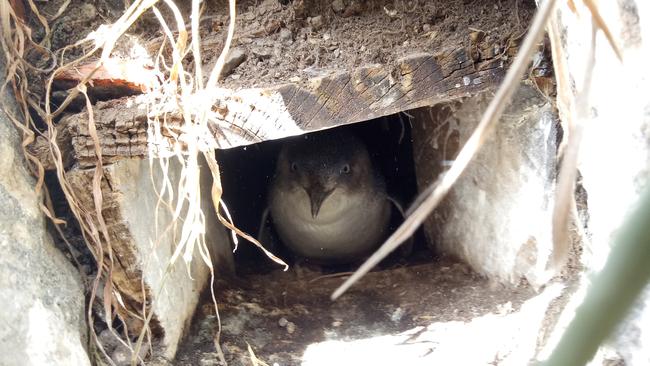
331, 0, 345, 13
309, 15, 324, 30
222, 47, 247, 77
198, 353, 220, 366
278, 317, 289, 327
111, 341, 149, 366
98, 329, 121, 353
272, 45, 282, 59
411, 84, 557, 288
279, 28, 292, 42
0, 61, 90, 365
238, 37, 253, 44
252, 47, 273, 60
292, 0, 306, 19
78, 3, 97, 21
286, 321, 296, 334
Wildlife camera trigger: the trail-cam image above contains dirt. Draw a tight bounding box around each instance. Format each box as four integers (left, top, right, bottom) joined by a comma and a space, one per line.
31, 0, 535, 95
175, 255, 537, 365
193, 0, 535, 89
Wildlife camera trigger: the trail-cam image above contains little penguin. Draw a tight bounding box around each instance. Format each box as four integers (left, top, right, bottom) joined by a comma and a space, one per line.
266, 129, 398, 264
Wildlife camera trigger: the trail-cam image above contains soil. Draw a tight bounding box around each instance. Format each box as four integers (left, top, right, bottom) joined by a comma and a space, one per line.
175, 255, 537, 365
33, 0, 535, 94
193, 0, 535, 89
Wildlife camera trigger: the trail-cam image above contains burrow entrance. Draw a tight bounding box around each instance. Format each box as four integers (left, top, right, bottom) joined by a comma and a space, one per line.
174, 95, 553, 364
219, 114, 428, 273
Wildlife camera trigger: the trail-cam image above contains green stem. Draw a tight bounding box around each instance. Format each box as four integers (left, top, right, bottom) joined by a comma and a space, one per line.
542, 186, 650, 365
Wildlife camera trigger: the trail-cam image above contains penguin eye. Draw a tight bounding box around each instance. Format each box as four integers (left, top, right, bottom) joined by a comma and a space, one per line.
290, 162, 298, 172
340, 164, 351, 174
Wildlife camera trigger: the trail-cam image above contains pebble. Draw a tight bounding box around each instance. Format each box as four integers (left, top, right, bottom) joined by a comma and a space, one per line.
78, 3, 98, 22
279, 28, 292, 41
221, 47, 247, 77
331, 0, 345, 13
198, 352, 220, 366
111, 342, 149, 366
286, 321, 296, 334
390, 307, 405, 322
239, 37, 253, 44
97, 329, 120, 352
309, 15, 324, 30
252, 47, 272, 60
278, 317, 289, 327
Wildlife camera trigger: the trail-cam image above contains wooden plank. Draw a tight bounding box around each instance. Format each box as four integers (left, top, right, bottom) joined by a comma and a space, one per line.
31, 44, 513, 169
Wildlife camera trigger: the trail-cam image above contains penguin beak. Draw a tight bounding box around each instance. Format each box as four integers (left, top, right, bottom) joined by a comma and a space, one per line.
308, 187, 333, 219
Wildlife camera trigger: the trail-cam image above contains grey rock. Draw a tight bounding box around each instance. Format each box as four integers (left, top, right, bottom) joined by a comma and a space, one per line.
252, 47, 273, 60
0, 61, 90, 365
412, 84, 557, 288
222, 47, 247, 77
111, 341, 149, 366
279, 28, 293, 41
331, 0, 345, 13
78, 3, 97, 22
309, 15, 324, 30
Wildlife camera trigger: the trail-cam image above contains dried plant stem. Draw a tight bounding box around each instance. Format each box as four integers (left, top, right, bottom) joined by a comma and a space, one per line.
549, 21, 596, 271
206, 0, 236, 88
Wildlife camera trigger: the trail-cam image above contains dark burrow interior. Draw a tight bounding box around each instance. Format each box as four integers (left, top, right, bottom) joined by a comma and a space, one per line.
174, 111, 538, 365
219, 114, 430, 274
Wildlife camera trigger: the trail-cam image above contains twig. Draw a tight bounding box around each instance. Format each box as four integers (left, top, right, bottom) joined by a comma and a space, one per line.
308, 271, 354, 283
331, 0, 558, 300
581, 0, 622, 61
549, 21, 597, 272
206, 0, 237, 87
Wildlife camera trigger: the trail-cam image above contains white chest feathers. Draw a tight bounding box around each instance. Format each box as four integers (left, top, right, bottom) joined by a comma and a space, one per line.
270, 186, 391, 263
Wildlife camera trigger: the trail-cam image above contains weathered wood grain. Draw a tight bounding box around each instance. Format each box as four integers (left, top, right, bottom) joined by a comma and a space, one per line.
32, 45, 511, 169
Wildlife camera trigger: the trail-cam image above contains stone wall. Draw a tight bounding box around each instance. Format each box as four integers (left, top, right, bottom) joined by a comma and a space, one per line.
0, 66, 90, 364
411, 83, 557, 288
